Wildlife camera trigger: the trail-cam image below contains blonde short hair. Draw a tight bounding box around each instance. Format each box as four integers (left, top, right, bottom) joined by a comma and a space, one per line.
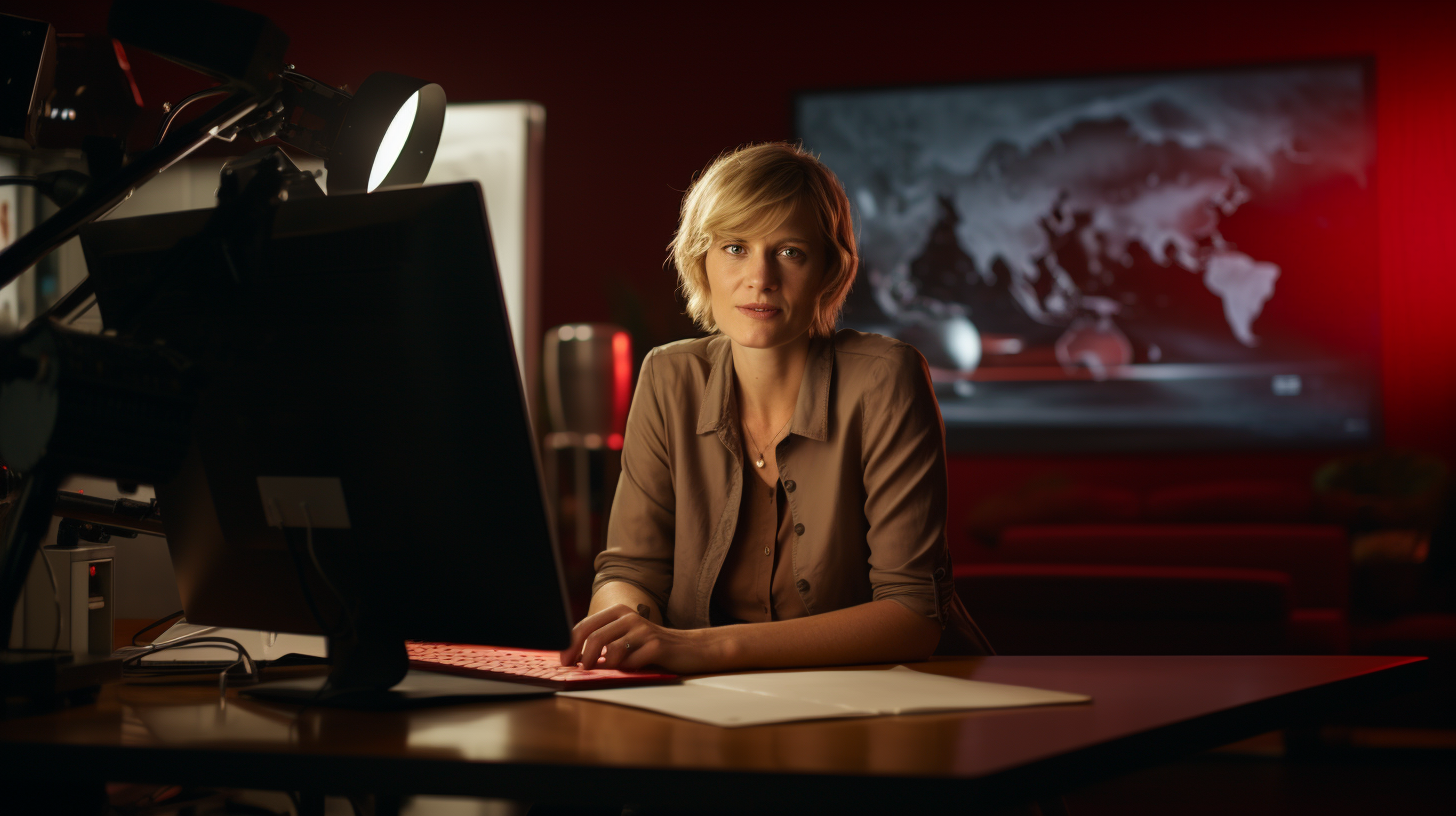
669, 143, 858, 338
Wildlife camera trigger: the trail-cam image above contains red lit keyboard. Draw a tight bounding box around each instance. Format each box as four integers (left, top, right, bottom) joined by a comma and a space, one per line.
405, 642, 679, 690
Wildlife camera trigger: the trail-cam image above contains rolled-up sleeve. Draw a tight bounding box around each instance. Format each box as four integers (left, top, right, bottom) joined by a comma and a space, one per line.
593, 349, 675, 612
860, 344, 954, 623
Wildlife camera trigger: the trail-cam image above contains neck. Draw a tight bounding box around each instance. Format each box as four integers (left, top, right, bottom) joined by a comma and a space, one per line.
730, 332, 813, 425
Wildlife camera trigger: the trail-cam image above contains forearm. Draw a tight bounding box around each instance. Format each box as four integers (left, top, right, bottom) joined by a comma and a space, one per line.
706, 599, 941, 672
567, 594, 940, 674
589, 580, 661, 622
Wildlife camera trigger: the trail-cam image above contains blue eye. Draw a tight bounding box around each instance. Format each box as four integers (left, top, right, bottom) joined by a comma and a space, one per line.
781, 247, 803, 259
725, 244, 745, 255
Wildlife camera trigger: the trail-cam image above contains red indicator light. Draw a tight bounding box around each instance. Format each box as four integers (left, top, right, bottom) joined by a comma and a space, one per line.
90, 565, 97, 577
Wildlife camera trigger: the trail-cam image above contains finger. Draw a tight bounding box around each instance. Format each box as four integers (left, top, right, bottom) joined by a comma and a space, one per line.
559, 604, 633, 665
560, 614, 605, 666
580, 617, 637, 670
594, 623, 644, 670
578, 615, 637, 670
617, 637, 659, 672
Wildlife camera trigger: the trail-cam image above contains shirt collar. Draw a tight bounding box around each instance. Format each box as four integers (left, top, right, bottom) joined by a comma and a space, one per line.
696, 334, 833, 443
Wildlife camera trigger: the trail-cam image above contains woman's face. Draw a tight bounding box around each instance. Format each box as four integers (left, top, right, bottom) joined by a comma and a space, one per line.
705, 204, 827, 351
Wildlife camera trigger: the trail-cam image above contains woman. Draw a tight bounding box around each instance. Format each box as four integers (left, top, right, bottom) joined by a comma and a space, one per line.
560, 143, 990, 675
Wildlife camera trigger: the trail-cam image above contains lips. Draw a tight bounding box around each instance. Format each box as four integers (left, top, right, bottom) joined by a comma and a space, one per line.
737, 304, 781, 320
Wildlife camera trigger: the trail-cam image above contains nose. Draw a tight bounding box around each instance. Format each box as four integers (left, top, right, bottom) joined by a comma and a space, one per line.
745, 253, 781, 292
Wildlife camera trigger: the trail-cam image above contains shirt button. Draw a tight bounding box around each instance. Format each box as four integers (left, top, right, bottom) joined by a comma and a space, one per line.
794, 523, 805, 536
796, 579, 810, 592
763, 546, 771, 556
784, 480, 796, 492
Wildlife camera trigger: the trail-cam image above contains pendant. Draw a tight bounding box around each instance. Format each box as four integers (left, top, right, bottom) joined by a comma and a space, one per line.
755, 457, 765, 468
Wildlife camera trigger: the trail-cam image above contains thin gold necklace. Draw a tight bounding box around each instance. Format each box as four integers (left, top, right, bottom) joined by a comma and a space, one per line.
743, 415, 792, 469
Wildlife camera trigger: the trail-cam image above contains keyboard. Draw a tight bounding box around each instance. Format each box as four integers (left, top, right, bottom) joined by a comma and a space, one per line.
405, 642, 679, 690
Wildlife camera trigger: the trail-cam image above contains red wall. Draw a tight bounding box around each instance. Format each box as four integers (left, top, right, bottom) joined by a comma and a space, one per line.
11, 1, 1455, 540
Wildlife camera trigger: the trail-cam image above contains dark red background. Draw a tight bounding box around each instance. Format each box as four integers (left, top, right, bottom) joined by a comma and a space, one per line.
9, 0, 1454, 556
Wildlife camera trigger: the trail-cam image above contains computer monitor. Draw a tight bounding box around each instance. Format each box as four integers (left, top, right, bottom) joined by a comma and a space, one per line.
79, 181, 574, 703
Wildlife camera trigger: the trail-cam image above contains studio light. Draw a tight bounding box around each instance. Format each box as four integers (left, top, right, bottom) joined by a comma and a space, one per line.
336, 72, 445, 194
0, 0, 450, 299
267, 71, 445, 195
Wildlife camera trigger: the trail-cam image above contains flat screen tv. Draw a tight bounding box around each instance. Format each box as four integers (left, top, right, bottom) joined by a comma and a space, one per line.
796, 61, 1377, 453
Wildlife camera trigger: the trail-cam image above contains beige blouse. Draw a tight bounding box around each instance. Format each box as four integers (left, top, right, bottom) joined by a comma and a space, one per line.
710, 472, 808, 625
593, 330, 992, 655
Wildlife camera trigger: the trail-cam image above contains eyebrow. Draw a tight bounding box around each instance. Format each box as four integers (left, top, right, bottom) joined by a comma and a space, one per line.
714, 235, 814, 245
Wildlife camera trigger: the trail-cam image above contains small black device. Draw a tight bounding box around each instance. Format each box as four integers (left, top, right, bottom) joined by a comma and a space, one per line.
78, 181, 574, 706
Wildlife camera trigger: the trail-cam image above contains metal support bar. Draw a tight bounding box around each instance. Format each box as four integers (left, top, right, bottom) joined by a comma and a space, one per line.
0, 89, 263, 300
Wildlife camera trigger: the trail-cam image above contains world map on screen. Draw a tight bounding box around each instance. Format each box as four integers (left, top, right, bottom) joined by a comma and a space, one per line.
798, 63, 1377, 451
801, 64, 1368, 371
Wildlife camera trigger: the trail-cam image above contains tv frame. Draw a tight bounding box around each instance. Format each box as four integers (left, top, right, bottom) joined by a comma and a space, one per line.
794, 58, 1381, 455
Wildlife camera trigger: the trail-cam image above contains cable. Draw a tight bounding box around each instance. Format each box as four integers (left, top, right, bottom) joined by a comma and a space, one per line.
119, 635, 256, 673
274, 499, 354, 641
296, 502, 369, 710
272, 501, 363, 711
154, 86, 234, 147
283, 532, 340, 638
273, 499, 346, 640
131, 609, 185, 646
119, 635, 259, 697
0, 176, 41, 187
217, 650, 252, 697
301, 502, 354, 640
153, 624, 216, 646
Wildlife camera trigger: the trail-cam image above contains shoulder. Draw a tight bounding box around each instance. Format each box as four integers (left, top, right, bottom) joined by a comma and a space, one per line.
829, 329, 930, 387
649, 334, 723, 360
644, 335, 724, 374
830, 333, 944, 444
637, 335, 728, 401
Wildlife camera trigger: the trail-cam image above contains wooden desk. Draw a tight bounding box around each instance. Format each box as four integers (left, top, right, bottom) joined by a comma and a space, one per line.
0, 656, 1424, 815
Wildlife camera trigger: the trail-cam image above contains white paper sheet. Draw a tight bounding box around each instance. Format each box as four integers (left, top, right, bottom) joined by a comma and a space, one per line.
560, 665, 1090, 727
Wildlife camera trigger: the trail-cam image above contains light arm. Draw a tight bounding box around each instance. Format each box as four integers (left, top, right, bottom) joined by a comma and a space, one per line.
589, 580, 660, 623
707, 598, 941, 670
565, 595, 940, 675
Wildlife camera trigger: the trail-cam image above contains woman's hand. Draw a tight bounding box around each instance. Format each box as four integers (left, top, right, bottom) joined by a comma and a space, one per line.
559, 603, 727, 675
